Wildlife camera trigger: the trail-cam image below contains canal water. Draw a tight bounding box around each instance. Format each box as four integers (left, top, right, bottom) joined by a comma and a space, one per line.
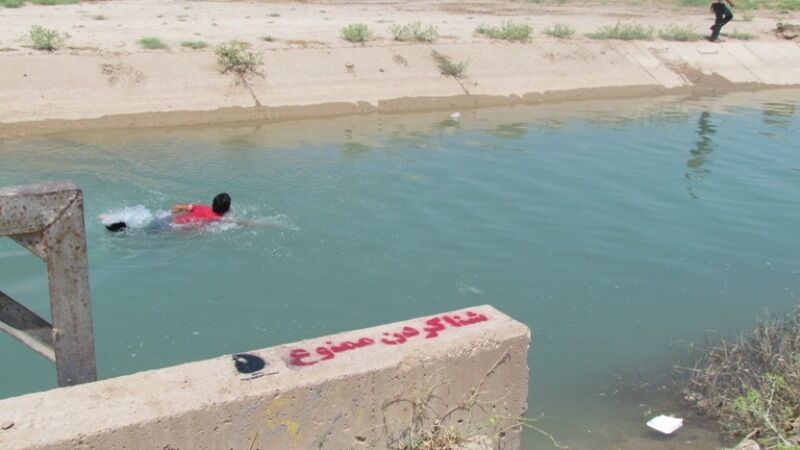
1, 90, 798, 449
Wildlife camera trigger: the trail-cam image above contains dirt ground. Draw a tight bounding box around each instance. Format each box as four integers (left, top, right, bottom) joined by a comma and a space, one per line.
0, 0, 792, 53
0, 0, 797, 133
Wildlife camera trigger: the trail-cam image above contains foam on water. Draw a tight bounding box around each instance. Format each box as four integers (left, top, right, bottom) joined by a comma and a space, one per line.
99, 205, 166, 229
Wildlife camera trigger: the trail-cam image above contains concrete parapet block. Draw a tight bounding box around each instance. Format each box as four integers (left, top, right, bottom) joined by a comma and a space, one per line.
0, 305, 530, 450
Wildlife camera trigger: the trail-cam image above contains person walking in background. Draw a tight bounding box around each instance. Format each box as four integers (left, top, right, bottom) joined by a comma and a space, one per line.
709, 0, 735, 42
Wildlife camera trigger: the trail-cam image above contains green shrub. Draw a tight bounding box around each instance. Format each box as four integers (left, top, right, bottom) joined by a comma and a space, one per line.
432, 51, 466, 78
679, 0, 708, 6
775, 0, 800, 10
476, 21, 533, 40
138, 36, 168, 49
262, 35, 275, 42
28, 0, 80, 3
390, 21, 439, 42
341, 23, 372, 42
181, 40, 207, 49
722, 29, 756, 39
659, 24, 703, 41
29, 25, 68, 51
93, 14, 106, 20
544, 23, 575, 38
216, 40, 263, 76
1, 0, 24, 7
587, 22, 654, 40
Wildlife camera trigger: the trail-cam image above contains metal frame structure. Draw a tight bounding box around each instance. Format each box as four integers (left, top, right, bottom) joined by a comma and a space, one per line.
0, 181, 96, 386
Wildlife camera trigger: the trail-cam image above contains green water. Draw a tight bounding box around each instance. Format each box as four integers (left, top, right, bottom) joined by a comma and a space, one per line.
1, 91, 799, 449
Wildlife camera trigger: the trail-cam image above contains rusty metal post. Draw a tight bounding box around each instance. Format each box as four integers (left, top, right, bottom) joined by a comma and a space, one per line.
0, 181, 97, 386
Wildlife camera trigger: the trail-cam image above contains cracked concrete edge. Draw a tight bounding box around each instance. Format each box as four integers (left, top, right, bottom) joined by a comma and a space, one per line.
0, 304, 531, 450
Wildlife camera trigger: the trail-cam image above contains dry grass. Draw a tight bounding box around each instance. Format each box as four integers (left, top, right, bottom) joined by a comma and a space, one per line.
390, 422, 462, 450
216, 40, 262, 76
680, 307, 800, 449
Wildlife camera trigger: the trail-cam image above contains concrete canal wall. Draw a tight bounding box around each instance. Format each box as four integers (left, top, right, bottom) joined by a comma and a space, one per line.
0, 305, 530, 450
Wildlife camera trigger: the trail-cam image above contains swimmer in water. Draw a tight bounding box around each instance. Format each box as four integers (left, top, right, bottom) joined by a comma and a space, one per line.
105, 193, 233, 232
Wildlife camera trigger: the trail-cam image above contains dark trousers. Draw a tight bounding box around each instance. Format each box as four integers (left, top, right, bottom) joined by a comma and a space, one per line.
710, 3, 733, 41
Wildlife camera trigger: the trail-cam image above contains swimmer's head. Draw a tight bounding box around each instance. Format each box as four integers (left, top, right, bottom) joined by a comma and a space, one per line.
213, 193, 231, 215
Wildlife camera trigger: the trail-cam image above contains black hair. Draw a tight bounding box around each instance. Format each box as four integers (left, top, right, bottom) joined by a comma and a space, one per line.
212, 193, 231, 215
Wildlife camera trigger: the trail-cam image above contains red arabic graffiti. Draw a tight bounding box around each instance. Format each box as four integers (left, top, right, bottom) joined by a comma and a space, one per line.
288, 310, 489, 367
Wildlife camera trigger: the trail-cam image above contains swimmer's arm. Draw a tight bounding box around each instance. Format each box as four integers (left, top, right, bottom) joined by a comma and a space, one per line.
171, 204, 193, 214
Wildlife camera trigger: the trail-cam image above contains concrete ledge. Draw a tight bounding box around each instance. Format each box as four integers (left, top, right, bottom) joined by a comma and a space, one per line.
0, 305, 530, 450
1, 41, 799, 139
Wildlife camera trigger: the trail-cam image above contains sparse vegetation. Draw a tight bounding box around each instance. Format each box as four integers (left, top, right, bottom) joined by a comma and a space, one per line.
740, 11, 755, 21
390, 21, 439, 42
28, 25, 67, 51
544, 23, 575, 38
2, 0, 80, 5
723, 29, 756, 39
389, 423, 462, 450
587, 22, 654, 40
216, 40, 263, 76
28, 0, 80, 4
262, 35, 275, 42
92, 14, 106, 20
269, 12, 280, 17
341, 23, 373, 42
679, 0, 799, 10
659, 24, 703, 41
475, 21, 533, 41
681, 307, 800, 449
180, 40, 207, 49
138, 36, 168, 50
432, 51, 466, 78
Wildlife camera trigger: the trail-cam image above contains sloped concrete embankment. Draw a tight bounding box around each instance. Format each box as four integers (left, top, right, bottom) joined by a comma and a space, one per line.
0, 305, 530, 450
0, 41, 798, 137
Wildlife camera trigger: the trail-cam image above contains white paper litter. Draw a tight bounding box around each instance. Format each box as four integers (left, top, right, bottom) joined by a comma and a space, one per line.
646, 415, 683, 435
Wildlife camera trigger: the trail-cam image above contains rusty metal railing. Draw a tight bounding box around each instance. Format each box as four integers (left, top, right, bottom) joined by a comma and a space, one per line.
0, 181, 97, 387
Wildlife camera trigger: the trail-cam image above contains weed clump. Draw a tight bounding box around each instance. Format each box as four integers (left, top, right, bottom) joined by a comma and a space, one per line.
3, 0, 79, 5
341, 23, 372, 42
432, 51, 466, 78
681, 307, 800, 448
476, 21, 533, 41
587, 22, 655, 40
216, 40, 263, 76
659, 24, 703, 41
723, 29, 756, 39
138, 36, 168, 50
181, 40, 207, 49
544, 23, 575, 38
390, 422, 462, 450
29, 25, 67, 51
29, 0, 79, 3
391, 21, 439, 42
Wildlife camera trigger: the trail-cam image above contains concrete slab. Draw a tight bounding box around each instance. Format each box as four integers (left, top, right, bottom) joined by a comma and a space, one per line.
0, 305, 530, 450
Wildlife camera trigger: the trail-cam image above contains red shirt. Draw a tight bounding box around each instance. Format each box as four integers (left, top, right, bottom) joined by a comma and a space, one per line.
173, 205, 221, 225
